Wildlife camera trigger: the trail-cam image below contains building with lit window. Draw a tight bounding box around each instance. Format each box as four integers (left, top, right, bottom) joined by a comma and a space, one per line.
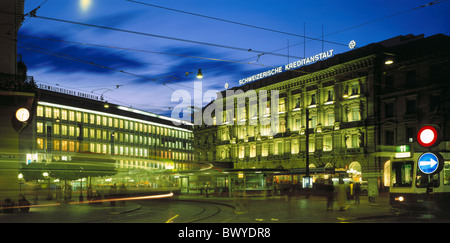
194, 34, 450, 195
23, 84, 194, 189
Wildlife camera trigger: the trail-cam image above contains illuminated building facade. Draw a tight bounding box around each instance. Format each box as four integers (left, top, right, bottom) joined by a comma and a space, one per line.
194, 34, 450, 193
26, 85, 194, 186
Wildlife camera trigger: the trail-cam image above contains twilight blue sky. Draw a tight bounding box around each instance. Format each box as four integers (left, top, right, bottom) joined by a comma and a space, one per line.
18, 0, 449, 118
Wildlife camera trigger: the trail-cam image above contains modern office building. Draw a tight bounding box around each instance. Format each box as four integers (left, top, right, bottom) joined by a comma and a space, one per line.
23, 84, 194, 190
194, 33, 450, 196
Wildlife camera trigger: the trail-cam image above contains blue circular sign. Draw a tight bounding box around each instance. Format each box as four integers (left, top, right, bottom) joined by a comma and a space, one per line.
418, 152, 440, 174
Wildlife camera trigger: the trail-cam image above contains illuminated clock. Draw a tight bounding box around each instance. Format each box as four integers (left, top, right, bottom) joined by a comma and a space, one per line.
15, 108, 30, 122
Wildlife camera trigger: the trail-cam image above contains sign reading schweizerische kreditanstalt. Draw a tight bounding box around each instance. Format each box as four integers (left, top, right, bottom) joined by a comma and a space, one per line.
238, 49, 334, 86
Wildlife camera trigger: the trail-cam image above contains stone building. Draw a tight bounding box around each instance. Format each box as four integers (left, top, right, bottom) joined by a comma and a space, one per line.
194, 34, 450, 191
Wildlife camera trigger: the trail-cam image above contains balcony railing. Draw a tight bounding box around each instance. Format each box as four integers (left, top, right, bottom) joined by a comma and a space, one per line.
0, 72, 37, 92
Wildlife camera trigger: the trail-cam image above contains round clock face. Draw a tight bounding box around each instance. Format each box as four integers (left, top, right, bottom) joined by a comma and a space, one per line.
16, 108, 30, 122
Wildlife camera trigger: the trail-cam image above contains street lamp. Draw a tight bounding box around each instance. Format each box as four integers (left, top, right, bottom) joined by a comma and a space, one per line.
43, 172, 52, 200
18, 173, 24, 194
196, 69, 203, 79
186, 69, 204, 79
384, 53, 395, 65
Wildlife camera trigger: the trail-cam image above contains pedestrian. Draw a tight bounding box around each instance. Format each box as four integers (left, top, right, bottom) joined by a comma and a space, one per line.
109, 183, 117, 206
353, 182, 361, 205
18, 194, 31, 213
119, 184, 127, 205
2, 198, 15, 213
205, 183, 210, 198
325, 180, 335, 211
337, 180, 347, 211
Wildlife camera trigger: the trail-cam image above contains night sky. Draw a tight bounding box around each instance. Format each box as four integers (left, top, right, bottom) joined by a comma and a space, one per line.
18, 0, 449, 118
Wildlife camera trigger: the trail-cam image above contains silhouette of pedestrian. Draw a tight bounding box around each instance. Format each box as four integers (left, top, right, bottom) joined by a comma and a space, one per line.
337, 180, 347, 211
2, 198, 15, 213
109, 183, 117, 206
18, 194, 30, 213
325, 180, 335, 211
119, 184, 127, 205
353, 182, 361, 205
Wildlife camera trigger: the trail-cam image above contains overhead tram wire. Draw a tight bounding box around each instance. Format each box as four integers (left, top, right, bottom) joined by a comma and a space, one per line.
15, 40, 203, 92
205, 0, 450, 75
16, 34, 309, 75
126, 0, 348, 47
17, 35, 291, 70
262, 0, 449, 56
14, 12, 304, 60
12, 0, 446, 89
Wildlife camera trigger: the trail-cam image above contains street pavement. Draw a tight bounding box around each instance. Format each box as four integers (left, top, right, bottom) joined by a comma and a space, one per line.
0, 192, 401, 223
176, 192, 395, 223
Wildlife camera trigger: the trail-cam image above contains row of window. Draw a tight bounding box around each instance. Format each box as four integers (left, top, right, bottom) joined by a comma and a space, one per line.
216, 106, 361, 141
219, 82, 360, 124
227, 134, 361, 159
36, 123, 193, 150
36, 105, 192, 139
36, 138, 192, 161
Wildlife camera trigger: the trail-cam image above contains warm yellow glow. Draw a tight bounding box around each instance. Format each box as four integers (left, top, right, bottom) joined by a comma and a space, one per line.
16, 108, 30, 122
80, 0, 92, 11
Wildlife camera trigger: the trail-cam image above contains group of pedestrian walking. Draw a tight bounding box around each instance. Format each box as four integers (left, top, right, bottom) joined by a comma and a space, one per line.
325, 180, 361, 211
0, 194, 31, 213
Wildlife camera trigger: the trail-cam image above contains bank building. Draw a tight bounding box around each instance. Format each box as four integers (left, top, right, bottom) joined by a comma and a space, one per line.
194, 33, 450, 197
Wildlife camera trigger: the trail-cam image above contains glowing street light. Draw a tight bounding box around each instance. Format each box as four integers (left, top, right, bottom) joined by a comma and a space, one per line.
80, 0, 92, 12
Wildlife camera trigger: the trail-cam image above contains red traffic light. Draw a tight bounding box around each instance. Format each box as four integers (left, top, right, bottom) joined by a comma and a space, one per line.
417, 125, 440, 148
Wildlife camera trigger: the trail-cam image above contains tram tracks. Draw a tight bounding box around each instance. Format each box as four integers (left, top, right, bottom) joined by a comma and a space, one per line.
171, 199, 235, 223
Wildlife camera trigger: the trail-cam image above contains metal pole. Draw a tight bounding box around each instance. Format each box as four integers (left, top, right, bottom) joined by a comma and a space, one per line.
305, 108, 309, 178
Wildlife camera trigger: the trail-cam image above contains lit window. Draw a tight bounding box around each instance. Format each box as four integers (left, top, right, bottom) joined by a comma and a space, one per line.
45, 107, 52, 118
54, 140, 60, 151
327, 112, 334, 126
239, 146, 245, 158
323, 136, 332, 151
83, 128, 89, 138
69, 126, 75, 136
351, 107, 360, 121
279, 99, 285, 113
54, 109, 60, 120
262, 144, 268, 157
61, 110, 67, 120
62, 140, 68, 151
250, 144, 256, 158
90, 129, 95, 139
69, 111, 75, 121
37, 106, 44, 117
61, 125, 67, 136
37, 122, 44, 133
52, 124, 59, 135
90, 114, 95, 124
69, 141, 75, 152
37, 138, 44, 149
